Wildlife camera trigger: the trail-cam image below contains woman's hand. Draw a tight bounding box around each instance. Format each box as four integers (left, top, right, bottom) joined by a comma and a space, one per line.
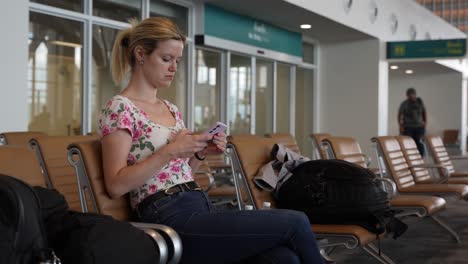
165, 129, 212, 159
199, 133, 227, 156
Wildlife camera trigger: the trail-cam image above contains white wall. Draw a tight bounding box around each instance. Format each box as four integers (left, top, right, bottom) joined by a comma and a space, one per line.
388, 72, 462, 137
285, 0, 465, 41
0, 0, 28, 132
319, 38, 381, 157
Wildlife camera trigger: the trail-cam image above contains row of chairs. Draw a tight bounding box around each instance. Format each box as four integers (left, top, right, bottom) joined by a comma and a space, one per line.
230, 134, 468, 263
2, 131, 467, 263
1, 131, 392, 263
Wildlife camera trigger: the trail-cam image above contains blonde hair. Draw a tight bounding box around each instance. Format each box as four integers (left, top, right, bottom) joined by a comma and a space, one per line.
111, 17, 186, 84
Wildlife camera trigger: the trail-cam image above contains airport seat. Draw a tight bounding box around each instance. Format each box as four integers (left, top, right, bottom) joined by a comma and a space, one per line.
29, 135, 99, 211
372, 136, 468, 200
0, 146, 45, 187
0, 131, 46, 146
322, 136, 456, 242
321, 136, 370, 168
67, 139, 182, 264
310, 133, 331, 159
397, 136, 468, 185
442, 129, 459, 146
228, 134, 396, 264
424, 135, 468, 178
202, 154, 238, 199
265, 133, 301, 154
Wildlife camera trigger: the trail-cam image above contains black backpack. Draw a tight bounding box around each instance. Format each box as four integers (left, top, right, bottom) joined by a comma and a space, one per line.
33, 184, 161, 264
275, 159, 407, 238
0, 174, 60, 263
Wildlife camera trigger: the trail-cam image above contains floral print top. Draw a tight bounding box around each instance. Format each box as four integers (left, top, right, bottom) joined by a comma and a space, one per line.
98, 95, 193, 208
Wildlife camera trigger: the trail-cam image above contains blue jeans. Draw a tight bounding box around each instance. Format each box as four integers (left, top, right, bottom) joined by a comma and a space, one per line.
136, 190, 324, 264
402, 127, 426, 156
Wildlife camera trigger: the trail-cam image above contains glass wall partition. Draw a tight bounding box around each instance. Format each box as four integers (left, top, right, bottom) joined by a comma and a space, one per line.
30, 0, 191, 135
194, 49, 221, 132
255, 59, 273, 136
29, 1, 316, 137
276, 63, 291, 133
28, 12, 83, 135
90, 25, 122, 132
229, 55, 252, 134
295, 67, 314, 157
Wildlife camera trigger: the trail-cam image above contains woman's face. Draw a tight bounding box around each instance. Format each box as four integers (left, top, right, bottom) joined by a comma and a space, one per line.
141, 39, 184, 89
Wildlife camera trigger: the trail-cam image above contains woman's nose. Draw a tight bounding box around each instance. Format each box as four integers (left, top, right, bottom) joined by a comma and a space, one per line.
169, 61, 177, 72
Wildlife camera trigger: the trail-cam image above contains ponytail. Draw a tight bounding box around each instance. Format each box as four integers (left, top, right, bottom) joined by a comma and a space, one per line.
111, 28, 132, 85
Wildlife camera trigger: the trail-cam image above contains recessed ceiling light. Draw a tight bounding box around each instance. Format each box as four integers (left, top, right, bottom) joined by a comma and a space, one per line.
300, 24, 312, 29
390, 65, 399, 70
405, 69, 414, 74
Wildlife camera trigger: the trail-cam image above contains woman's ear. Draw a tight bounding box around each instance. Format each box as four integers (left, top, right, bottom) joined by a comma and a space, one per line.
134, 46, 145, 62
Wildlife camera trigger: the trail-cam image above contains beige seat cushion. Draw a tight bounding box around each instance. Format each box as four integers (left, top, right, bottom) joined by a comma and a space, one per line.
399, 184, 468, 198
313, 224, 381, 246
390, 195, 446, 215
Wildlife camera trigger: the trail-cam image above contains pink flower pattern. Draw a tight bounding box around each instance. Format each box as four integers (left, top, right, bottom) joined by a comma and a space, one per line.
97, 95, 192, 208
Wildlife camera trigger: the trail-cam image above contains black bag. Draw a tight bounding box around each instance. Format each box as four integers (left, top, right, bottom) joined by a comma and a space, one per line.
0, 174, 59, 264
276, 159, 407, 238
34, 186, 161, 264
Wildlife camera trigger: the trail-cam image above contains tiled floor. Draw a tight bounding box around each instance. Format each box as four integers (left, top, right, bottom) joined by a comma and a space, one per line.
330, 198, 468, 264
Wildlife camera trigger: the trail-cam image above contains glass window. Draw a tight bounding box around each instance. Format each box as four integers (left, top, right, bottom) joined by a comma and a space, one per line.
303, 42, 315, 64
229, 55, 251, 134
90, 25, 123, 133
93, 0, 141, 22
255, 59, 273, 136
31, 0, 83, 12
150, 0, 188, 35
295, 68, 314, 157
194, 49, 221, 132
28, 12, 83, 136
276, 63, 291, 133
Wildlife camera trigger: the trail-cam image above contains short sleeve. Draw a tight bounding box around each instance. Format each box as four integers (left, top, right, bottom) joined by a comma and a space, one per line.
398, 101, 405, 115
98, 98, 134, 138
418, 98, 426, 112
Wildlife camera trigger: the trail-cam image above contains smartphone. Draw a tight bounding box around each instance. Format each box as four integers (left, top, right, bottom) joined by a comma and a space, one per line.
204, 121, 228, 136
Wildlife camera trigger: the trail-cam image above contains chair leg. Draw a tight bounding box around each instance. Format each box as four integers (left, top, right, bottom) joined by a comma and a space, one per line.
319, 248, 335, 263
430, 215, 461, 243
363, 243, 396, 264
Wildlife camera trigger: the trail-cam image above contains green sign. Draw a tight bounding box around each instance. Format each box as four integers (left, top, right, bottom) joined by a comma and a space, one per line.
387, 39, 466, 59
204, 4, 302, 57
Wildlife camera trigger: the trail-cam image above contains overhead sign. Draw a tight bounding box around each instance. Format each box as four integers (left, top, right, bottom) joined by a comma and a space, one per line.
387, 38, 466, 59
204, 4, 302, 57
